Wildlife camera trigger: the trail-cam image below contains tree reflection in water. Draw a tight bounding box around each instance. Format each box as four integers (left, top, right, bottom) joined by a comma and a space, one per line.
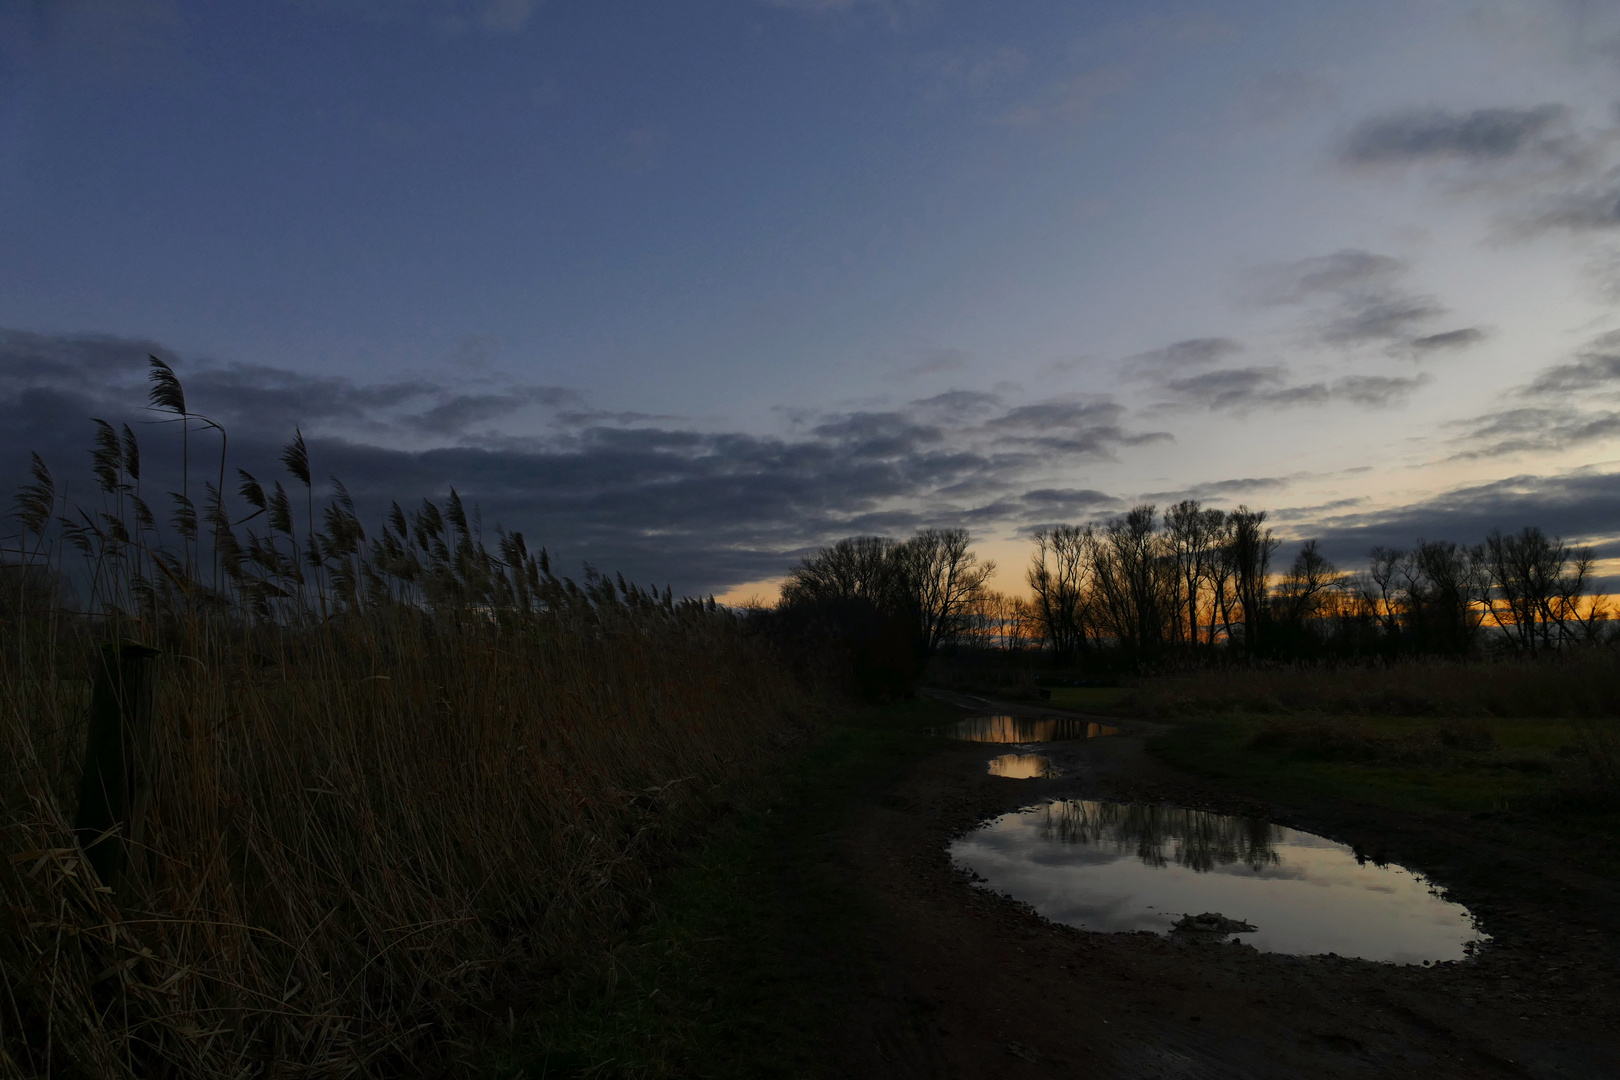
1037, 800, 1282, 872
942, 716, 1119, 743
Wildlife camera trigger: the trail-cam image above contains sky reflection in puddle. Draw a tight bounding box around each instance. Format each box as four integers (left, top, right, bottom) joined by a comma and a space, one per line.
940, 715, 1118, 743
987, 753, 1058, 779
951, 800, 1485, 964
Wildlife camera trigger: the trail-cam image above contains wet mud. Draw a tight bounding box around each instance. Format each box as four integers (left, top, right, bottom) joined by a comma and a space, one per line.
831, 691, 1620, 1079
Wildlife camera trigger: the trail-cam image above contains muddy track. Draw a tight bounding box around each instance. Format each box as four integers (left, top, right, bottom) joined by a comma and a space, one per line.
830, 694, 1620, 1079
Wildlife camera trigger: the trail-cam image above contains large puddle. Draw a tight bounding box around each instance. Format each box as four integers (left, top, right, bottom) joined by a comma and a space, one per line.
988, 753, 1058, 779
939, 715, 1119, 743
951, 800, 1486, 964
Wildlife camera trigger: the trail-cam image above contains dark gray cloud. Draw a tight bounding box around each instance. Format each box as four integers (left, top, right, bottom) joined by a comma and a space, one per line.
0, 329, 1164, 594
1249, 249, 1449, 351
977, 399, 1171, 457
1335, 374, 1429, 406
1338, 101, 1620, 242
962, 487, 1121, 529
1121, 337, 1242, 378
1157, 366, 1426, 411
1300, 470, 1620, 569
1342, 105, 1574, 166
1525, 331, 1620, 394
1255, 249, 1406, 304
1141, 475, 1288, 502
908, 389, 1004, 423
1533, 186, 1620, 232
1448, 330, 1620, 457
1320, 297, 1445, 346
1267, 496, 1366, 523
1449, 405, 1620, 459
1411, 327, 1488, 352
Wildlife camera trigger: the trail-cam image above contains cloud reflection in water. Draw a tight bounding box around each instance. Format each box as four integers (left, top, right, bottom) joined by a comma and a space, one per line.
951, 800, 1485, 963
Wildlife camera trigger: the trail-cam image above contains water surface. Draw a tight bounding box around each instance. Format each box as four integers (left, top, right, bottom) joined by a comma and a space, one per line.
951, 800, 1485, 964
940, 715, 1119, 743
987, 753, 1058, 778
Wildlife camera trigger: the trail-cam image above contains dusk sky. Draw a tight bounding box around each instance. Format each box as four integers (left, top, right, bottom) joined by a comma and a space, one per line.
6, 0, 1620, 598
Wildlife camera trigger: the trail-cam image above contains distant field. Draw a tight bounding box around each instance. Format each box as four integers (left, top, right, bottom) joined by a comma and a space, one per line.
1152, 712, 1597, 816
1047, 686, 1133, 712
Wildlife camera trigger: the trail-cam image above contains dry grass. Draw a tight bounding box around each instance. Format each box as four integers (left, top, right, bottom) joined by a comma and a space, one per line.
0, 363, 819, 1078
1, 610, 814, 1078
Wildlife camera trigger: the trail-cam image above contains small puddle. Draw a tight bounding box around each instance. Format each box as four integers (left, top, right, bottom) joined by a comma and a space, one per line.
988, 753, 1058, 779
938, 715, 1119, 743
951, 800, 1486, 964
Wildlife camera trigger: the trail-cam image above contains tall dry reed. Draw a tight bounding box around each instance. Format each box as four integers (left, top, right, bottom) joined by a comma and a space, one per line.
1, 361, 816, 1078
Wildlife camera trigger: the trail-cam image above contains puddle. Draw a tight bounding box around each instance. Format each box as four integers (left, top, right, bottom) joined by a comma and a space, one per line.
938, 715, 1119, 743
950, 800, 1486, 964
988, 753, 1058, 779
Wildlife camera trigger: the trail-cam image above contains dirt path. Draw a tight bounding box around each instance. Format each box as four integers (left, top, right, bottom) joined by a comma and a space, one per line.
829, 694, 1620, 1079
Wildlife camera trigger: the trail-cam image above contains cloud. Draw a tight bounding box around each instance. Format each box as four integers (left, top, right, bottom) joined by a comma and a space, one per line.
955, 486, 1122, 530
1525, 330, 1620, 394
907, 389, 1003, 422
1252, 249, 1406, 304
1531, 185, 1620, 232
1121, 337, 1242, 379
1448, 330, 1620, 457
1249, 249, 1447, 350
1141, 475, 1289, 502
1449, 405, 1620, 459
407, 385, 582, 435
1410, 327, 1488, 352
0, 329, 1165, 595
1336, 101, 1620, 244
1335, 374, 1430, 406
1154, 365, 1426, 412
1301, 470, 1620, 567
1341, 105, 1575, 166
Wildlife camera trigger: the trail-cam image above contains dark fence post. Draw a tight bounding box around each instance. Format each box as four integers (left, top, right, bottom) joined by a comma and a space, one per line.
74, 642, 160, 890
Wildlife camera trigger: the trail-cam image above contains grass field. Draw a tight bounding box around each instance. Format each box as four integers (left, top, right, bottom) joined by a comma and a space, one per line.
1149, 713, 1583, 813
1046, 686, 1133, 712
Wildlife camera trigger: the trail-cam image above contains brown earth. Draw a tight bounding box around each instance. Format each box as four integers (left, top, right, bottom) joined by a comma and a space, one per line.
825, 692, 1620, 1080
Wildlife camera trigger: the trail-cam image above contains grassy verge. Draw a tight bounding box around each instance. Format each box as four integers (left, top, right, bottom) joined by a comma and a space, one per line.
1046, 686, 1132, 713
1149, 713, 1584, 814
494, 698, 955, 1080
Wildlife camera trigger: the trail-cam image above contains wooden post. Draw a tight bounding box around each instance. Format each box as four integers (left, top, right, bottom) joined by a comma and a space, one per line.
74, 643, 160, 890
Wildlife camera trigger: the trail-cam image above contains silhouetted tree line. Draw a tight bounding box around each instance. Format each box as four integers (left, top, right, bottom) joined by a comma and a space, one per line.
766, 502, 1608, 691
1013, 500, 1607, 665
760, 529, 993, 699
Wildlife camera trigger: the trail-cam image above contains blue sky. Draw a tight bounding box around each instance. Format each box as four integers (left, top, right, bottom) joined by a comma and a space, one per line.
6, 0, 1620, 596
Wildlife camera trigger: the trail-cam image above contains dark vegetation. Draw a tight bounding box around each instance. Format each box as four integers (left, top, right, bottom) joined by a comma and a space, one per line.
7, 361, 1619, 1078
791, 502, 1618, 815
1, 360, 817, 1079
758, 530, 992, 701
1012, 501, 1607, 664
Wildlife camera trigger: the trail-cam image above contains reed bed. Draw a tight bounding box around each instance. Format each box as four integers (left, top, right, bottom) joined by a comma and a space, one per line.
1, 361, 816, 1078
